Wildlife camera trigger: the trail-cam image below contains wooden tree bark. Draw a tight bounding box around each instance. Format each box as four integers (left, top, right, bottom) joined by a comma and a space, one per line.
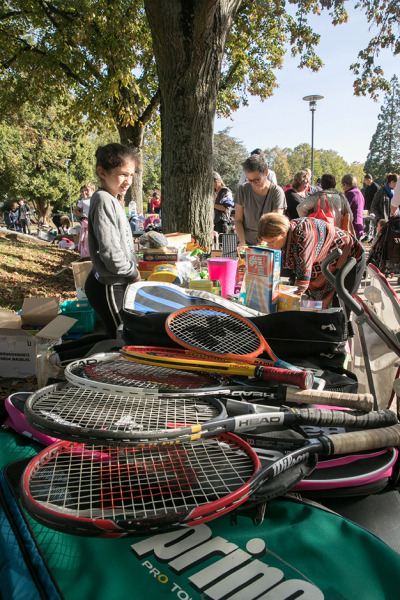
144, 0, 241, 247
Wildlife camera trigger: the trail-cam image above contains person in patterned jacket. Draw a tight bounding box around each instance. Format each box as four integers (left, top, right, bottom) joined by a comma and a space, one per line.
257, 213, 365, 314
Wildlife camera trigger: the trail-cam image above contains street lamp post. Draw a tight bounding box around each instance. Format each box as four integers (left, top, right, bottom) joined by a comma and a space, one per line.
302, 95, 324, 184
65, 159, 73, 225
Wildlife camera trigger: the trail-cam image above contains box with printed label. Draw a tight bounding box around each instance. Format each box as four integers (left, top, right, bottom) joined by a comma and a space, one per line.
0, 299, 76, 377
245, 247, 281, 314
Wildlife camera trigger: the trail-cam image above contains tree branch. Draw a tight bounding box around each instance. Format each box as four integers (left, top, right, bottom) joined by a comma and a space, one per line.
139, 88, 161, 127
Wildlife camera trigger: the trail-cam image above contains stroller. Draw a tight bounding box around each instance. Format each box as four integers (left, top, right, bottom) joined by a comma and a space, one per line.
367, 215, 400, 282
3, 210, 21, 232
322, 250, 400, 414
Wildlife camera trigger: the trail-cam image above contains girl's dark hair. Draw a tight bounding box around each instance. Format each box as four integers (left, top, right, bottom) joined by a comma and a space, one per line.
95, 143, 135, 172
321, 174, 336, 190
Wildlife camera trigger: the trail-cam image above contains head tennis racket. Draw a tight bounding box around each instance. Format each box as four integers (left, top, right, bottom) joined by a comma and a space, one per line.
121, 347, 375, 412
165, 305, 324, 382
24, 382, 394, 445
67, 351, 313, 393
21, 425, 400, 537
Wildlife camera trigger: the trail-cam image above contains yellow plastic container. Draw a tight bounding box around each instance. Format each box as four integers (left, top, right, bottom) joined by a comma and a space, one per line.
147, 264, 182, 284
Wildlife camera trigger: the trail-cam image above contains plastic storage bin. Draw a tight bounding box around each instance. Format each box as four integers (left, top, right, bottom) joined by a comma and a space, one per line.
59, 300, 98, 334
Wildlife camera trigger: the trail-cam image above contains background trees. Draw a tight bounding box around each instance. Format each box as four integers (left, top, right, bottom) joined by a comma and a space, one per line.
1, 0, 399, 240
0, 94, 115, 219
364, 75, 400, 184
0, 0, 159, 211
212, 128, 248, 193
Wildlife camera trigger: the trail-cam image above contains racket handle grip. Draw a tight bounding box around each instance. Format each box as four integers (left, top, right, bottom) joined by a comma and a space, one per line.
275, 359, 324, 388
326, 424, 400, 454
256, 367, 314, 390
297, 408, 398, 429
281, 388, 374, 412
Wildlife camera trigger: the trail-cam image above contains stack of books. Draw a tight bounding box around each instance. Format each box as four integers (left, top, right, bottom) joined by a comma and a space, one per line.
138, 247, 179, 279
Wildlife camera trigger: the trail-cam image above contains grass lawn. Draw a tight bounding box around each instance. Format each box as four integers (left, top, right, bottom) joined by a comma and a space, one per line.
0, 231, 79, 312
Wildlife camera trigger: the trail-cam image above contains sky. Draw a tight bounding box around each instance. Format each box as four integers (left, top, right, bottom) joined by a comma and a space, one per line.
214, 4, 399, 165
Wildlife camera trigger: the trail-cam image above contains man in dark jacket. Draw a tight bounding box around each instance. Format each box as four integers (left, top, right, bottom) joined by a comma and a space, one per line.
18, 199, 32, 235
363, 174, 379, 212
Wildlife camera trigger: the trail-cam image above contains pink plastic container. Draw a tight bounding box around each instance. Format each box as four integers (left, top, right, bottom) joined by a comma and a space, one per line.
207, 258, 238, 297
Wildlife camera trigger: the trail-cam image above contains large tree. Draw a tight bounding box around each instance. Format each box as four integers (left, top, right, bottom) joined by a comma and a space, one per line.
144, 0, 332, 245
364, 75, 400, 184
144, 0, 399, 244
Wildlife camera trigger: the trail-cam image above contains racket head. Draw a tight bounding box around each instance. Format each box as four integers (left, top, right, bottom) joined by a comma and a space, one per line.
65, 353, 231, 397
120, 347, 263, 377
24, 382, 227, 445
21, 434, 260, 538
166, 305, 278, 363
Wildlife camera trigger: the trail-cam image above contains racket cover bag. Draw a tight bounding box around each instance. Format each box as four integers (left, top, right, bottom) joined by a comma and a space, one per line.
249, 308, 348, 368
3, 450, 400, 600
121, 281, 263, 347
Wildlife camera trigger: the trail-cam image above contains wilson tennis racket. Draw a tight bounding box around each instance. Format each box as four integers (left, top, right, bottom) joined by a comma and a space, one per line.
121, 347, 375, 411
24, 382, 394, 445
21, 425, 400, 537
66, 352, 313, 395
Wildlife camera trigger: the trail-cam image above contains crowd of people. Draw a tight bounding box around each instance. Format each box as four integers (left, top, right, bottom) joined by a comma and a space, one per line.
211, 147, 400, 309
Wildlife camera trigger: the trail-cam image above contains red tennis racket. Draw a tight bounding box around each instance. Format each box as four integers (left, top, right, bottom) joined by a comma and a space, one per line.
21, 425, 400, 537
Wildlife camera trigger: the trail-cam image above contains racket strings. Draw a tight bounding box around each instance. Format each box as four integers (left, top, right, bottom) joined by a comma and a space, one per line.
69, 359, 224, 391
27, 441, 256, 519
29, 388, 222, 433
169, 309, 261, 356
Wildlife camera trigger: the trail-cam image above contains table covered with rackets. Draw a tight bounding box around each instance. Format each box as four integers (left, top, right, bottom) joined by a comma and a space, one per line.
3, 259, 400, 599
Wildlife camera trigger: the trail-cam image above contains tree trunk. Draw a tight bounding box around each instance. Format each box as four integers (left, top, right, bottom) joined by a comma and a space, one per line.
33, 198, 51, 223
117, 122, 145, 213
144, 0, 241, 247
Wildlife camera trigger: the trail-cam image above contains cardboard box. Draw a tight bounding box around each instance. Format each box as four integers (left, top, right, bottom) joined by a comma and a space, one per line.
0, 301, 76, 378
245, 247, 281, 314
71, 259, 92, 300
278, 285, 301, 312
165, 233, 192, 247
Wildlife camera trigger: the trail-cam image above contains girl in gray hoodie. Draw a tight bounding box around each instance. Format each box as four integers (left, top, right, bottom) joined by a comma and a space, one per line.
85, 143, 140, 339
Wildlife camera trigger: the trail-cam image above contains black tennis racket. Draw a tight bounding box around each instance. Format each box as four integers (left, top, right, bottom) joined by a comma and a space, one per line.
67, 352, 375, 411
21, 425, 400, 537
24, 382, 397, 445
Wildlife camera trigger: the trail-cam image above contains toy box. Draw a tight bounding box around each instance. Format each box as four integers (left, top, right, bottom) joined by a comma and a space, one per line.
245, 247, 281, 314
278, 284, 301, 312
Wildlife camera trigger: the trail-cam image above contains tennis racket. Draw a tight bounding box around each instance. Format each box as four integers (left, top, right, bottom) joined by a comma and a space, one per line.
21, 425, 400, 537
24, 382, 394, 445
165, 305, 318, 374
65, 352, 312, 396
120, 347, 375, 411
120, 345, 316, 383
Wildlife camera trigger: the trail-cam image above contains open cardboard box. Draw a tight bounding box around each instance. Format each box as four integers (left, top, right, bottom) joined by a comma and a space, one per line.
164, 232, 192, 246
71, 258, 92, 300
0, 297, 76, 378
